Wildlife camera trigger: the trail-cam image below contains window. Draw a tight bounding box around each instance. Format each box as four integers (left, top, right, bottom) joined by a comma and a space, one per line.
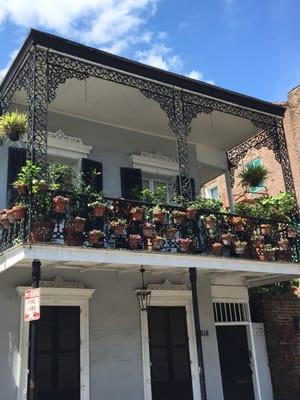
246, 158, 264, 193
208, 186, 219, 200
142, 176, 173, 203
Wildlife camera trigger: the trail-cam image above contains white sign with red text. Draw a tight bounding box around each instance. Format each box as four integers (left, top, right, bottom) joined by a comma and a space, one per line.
24, 288, 41, 322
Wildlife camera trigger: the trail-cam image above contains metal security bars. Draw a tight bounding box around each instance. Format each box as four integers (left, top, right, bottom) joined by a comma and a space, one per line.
213, 301, 250, 324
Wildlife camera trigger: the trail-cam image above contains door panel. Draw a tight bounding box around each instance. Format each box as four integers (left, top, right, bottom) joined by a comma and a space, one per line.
28, 306, 80, 400
148, 307, 193, 400
216, 325, 255, 400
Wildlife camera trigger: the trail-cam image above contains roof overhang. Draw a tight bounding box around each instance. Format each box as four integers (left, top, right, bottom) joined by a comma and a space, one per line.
0, 29, 286, 118
1, 244, 300, 288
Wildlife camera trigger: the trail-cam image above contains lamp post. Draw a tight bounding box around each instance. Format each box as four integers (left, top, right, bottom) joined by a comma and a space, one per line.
28, 259, 41, 400
136, 267, 151, 311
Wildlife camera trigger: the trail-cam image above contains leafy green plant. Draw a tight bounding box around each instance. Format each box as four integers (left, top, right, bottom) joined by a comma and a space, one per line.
0, 111, 28, 141
239, 164, 268, 188
49, 163, 77, 192
187, 197, 223, 212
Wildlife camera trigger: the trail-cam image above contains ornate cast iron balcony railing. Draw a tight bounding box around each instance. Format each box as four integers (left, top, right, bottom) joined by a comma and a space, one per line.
1, 194, 300, 263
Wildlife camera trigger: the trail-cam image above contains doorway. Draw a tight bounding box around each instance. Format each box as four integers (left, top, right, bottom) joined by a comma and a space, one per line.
27, 306, 81, 400
147, 306, 194, 400
216, 325, 255, 400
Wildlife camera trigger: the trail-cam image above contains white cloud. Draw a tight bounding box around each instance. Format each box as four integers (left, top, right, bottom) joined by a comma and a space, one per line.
136, 43, 182, 71
187, 70, 204, 80
0, 0, 158, 51
0, 49, 19, 82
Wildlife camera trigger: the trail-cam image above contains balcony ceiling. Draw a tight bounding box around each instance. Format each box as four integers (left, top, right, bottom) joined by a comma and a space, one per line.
42, 77, 261, 150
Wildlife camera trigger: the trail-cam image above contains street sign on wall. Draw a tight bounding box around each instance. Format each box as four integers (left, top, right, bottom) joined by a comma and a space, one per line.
24, 288, 41, 322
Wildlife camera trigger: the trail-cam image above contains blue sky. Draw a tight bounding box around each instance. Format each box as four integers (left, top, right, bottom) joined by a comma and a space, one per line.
0, 0, 299, 102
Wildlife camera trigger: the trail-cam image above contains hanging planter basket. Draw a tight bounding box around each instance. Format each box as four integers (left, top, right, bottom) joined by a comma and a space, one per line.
12, 205, 26, 220
152, 209, 166, 223
53, 196, 69, 214
0, 112, 28, 142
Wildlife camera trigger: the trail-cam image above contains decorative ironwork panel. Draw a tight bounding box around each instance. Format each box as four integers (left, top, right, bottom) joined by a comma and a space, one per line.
26, 47, 49, 162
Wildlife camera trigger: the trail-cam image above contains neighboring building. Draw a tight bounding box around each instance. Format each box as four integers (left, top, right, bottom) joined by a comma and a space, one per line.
0, 29, 299, 400
202, 86, 300, 208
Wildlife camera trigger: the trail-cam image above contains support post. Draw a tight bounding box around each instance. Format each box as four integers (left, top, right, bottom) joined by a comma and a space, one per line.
28, 259, 41, 400
189, 268, 207, 400
225, 169, 235, 212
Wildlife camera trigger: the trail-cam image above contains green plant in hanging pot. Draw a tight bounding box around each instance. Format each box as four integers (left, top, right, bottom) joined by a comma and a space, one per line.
0, 111, 28, 142
239, 164, 268, 190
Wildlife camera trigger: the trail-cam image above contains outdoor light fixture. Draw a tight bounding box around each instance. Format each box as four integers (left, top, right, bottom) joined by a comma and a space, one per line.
136, 267, 151, 311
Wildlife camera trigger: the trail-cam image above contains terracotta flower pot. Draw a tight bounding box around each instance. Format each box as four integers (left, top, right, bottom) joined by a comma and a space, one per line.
265, 251, 276, 262
73, 218, 86, 233
12, 205, 26, 220
152, 237, 164, 251
6, 209, 16, 224
153, 210, 165, 223
252, 239, 264, 248
232, 217, 244, 232
89, 230, 102, 245
131, 208, 143, 222
186, 208, 197, 219
53, 196, 69, 214
166, 227, 177, 240
128, 235, 141, 250
93, 205, 106, 217
178, 239, 193, 253
64, 227, 82, 246
278, 239, 289, 252
31, 221, 54, 243
212, 243, 223, 256
14, 183, 27, 196
113, 224, 127, 236
261, 224, 272, 236
0, 213, 11, 230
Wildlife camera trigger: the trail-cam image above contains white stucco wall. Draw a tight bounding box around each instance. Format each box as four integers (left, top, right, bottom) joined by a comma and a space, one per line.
0, 266, 224, 400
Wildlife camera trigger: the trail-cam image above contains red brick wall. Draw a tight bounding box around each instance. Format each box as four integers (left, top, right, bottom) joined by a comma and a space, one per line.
251, 291, 300, 400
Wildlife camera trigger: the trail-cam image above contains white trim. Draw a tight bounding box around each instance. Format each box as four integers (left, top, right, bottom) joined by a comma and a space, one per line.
131, 153, 179, 177
16, 286, 94, 400
140, 290, 202, 400
47, 129, 93, 160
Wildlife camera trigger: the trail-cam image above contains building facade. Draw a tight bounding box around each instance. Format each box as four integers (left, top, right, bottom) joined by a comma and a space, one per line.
0, 29, 300, 400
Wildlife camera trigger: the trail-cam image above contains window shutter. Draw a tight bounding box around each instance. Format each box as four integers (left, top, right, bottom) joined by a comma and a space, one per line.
81, 158, 103, 193
7, 147, 27, 205
120, 167, 142, 200
176, 175, 196, 199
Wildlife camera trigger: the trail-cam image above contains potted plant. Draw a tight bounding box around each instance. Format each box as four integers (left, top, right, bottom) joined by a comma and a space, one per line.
0, 210, 11, 230
221, 232, 233, 246
128, 234, 141, 249
165, 226, 177, 240
186, 201, 198, 219
260, 223, 272, 236
72, 217, 86, 233
211, 242, 223, 256
88, 198, 107, 217
204, 214, 217, 229
251, 233, 264, 248
152, 206, 166, 223
177, 238, 193, 253
89, 229, 102, 245
111, 219, 128, 236
31, 220, 54, 243
142, 222, 156, 239
12, 203, 26, 220
36, 179, 49, 192
278, 238, 289, 252
0, 111, 27, 142
264, 244, 278, 262
239, 164, 268, 190
172, 210, 186, 225
53, 195, 69, 213
13, 161, 43, 196
64, 226, 82, 246
152, 236, 164, 251
130, 206, 144, 221
6, 209, 15, 224
232, 216, 244, 232
234, 240, 248, 255
13, 181, 27, 196
287, 226, 297, 238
